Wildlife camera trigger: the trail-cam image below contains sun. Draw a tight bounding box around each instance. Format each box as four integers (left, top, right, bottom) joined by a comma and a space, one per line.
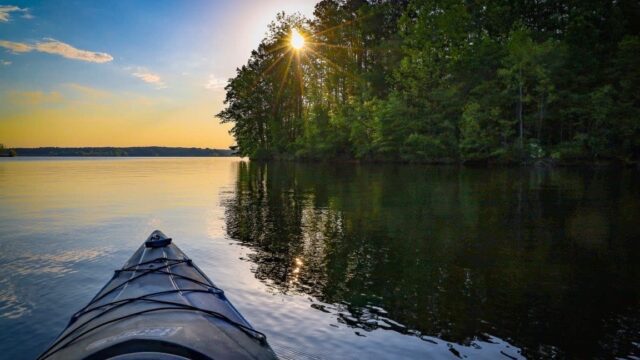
290, 28, 305, 50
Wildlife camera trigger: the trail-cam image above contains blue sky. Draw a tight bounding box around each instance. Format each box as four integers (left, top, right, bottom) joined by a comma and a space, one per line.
0, 0, 316, 147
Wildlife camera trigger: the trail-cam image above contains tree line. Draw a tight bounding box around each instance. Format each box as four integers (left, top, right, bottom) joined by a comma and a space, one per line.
218, 0, 640, 164
11, 147, 235, 157
0, 144, 16, 157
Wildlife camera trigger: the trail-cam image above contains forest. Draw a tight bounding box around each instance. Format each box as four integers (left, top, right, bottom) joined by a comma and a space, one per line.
218, 0, 640, 164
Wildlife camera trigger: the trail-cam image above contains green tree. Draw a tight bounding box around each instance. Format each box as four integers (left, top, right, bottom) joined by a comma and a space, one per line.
218, 0, 640, 164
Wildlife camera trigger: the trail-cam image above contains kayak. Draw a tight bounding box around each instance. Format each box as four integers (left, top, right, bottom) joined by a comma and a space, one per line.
37, 230, 278, 360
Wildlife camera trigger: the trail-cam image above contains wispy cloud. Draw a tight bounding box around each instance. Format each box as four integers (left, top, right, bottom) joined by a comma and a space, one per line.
36, 39, 113, 63
204, 74, 227, 90
0, 40, 31, 53
0, 39, 113, 63
0, 5, 31, 22
131, 68, 166, 88
7, 90, 63, 105
0, 59, 10, 66
64, 83, 111, 99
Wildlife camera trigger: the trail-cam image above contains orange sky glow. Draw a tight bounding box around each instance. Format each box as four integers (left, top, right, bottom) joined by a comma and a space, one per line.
0, 0, 316, 148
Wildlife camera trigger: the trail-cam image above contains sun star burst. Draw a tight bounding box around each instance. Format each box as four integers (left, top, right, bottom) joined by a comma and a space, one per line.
290, 28, 305, 50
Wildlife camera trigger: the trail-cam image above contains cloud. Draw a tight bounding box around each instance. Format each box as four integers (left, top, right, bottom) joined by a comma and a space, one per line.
0, 5, 31, 22
0, 39, 113, 63
35, 39, 113, 63
0, 60, 10, 66
131, 68, 166, 88
7, 90, 64, 105
0, 40, 31, 53
64, 83, 111, 99
204, 74, 227, 90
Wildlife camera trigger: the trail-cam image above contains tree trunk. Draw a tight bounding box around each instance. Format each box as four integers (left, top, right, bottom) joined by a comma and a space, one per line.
537, 94, 544, 140
518, 68, 524, 149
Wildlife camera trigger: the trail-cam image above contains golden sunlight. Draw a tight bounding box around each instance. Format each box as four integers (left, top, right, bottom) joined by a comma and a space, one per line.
290, 28, 305, 50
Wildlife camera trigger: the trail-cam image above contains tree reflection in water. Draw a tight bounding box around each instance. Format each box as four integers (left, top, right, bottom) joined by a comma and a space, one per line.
223, 161, 640, 358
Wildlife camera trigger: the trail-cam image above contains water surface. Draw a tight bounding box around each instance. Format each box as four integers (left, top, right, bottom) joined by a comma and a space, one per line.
0, 158, 638, 359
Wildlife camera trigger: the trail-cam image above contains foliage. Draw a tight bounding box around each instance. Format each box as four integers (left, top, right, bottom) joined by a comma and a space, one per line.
218, 0, 640, 164
0, 143, 17, 157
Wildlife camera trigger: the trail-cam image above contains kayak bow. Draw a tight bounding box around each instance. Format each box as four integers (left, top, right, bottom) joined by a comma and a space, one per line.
38, 230, 278, 360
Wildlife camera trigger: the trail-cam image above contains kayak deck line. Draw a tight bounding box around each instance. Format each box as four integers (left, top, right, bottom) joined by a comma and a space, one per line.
111, 246, 147, 302
162, 248, 183, 296
74, 258, 224, 319
38, 258, 267, 359
39, 295, 268, 359
37, 230, 277, 360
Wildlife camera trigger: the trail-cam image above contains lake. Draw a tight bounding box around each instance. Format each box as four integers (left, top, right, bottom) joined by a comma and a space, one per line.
0, 157, 638, 359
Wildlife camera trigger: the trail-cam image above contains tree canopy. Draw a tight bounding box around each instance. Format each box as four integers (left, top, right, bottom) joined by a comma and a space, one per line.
218, 0, 640, 164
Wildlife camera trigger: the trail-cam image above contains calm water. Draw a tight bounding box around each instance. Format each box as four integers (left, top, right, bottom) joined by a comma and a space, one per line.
0, 158, 638, 359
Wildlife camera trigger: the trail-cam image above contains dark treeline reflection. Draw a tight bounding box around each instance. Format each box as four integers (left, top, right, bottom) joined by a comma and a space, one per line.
223, 161, 640, 358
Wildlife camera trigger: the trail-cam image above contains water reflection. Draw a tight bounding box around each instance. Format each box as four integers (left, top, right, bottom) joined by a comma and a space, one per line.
223, 161, 640, 358
0, 248, 109, 320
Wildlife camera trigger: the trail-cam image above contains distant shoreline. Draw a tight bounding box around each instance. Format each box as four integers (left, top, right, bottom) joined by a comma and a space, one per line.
10, 147, 237, 157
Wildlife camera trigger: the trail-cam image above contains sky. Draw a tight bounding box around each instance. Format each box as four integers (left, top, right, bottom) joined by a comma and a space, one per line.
0, 0, 317, 148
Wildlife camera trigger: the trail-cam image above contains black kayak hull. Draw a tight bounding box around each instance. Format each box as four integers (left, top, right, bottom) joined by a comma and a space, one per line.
38, 230, 277, 360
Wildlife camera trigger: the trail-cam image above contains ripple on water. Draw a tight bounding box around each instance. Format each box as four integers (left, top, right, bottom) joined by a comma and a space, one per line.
0, 248, 110, 320
304, 298, 525, 359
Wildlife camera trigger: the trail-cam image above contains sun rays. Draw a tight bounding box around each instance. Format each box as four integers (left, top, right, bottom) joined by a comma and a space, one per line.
290, 28, 305, 50
241, 24, 367, 116
286, 28, 363, 82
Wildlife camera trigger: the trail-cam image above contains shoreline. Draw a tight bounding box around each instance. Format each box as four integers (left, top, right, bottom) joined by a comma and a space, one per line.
4, 154, 638, 168
7, 146, 236, 157
247, 155, 640, 169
